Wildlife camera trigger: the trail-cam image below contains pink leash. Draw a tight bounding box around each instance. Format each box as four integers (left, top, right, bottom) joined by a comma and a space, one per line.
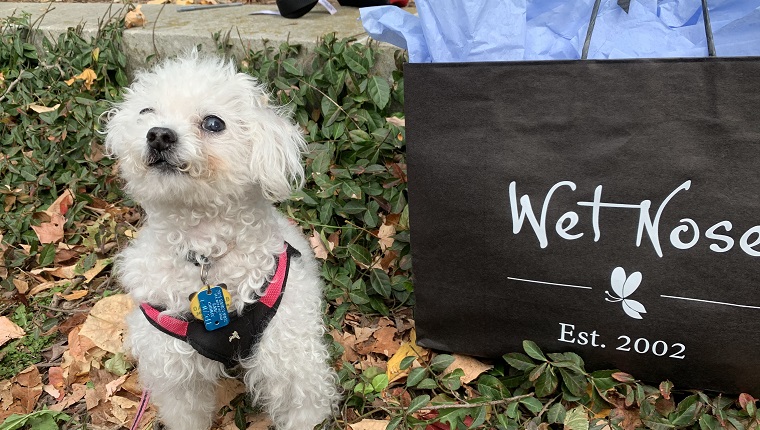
130, 389, 151, 430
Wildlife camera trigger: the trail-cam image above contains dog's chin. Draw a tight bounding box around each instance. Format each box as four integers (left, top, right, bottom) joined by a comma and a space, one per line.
147, 159, 185, 175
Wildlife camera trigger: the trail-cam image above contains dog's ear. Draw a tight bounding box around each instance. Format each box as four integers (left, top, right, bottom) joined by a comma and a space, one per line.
243, 75, 306, 202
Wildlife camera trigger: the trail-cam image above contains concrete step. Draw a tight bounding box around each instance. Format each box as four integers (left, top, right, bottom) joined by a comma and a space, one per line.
0, 2, 408, 75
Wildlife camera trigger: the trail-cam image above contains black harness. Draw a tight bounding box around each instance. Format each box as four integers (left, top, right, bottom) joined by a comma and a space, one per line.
139, 243, 300, 367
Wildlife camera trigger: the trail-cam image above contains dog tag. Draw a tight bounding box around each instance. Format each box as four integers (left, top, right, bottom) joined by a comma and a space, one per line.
190, 284, 233, 321
190, 285, 231, 331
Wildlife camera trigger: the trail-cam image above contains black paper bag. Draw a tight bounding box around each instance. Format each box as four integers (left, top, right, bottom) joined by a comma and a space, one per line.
405, 58, 760, 395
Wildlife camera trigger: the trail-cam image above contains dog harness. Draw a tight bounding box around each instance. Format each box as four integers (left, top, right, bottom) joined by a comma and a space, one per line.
138, 243, 300, 367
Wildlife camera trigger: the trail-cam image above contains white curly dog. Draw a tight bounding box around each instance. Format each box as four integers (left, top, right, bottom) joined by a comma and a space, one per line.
105, 52, 339, 430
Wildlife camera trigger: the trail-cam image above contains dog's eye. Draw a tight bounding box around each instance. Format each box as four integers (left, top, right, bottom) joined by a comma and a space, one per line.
201, 115, 226, 133
139, 108, 154, 115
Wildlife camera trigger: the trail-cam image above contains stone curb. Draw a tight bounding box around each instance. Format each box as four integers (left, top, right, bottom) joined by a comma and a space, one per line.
0, 2, 409, 75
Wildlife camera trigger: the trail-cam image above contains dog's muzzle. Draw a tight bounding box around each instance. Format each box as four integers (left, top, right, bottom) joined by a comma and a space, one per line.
145, 127, 184, 173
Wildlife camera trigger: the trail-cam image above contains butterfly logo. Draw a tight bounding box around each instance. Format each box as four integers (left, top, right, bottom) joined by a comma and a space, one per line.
605, 267, 647, 319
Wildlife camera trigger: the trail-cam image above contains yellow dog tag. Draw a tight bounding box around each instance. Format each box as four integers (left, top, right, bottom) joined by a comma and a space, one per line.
190, 284, 233, 321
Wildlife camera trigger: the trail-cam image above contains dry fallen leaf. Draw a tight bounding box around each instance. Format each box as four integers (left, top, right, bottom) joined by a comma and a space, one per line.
309, 231, 329, 260
12, 278, 28, 294
443, 354, 494, 385
79, 294, 134, 354
31, 212, 65, 244
49, 383, 87, 412
386, 329, 429, 383
350, 419, 391, 430
385, 117, 405, 127
12, 366, 43, 414
330, 329, 359, 362
64, 69, 97, 90
83, 259, 112, 283
216, 378, 247, 409
377, 221, 395, 252
59, 290, 88, 301
28, 103, 60, 114
105, 374, 129, 397
124, 5, 146, 29
0, 316, 25, 347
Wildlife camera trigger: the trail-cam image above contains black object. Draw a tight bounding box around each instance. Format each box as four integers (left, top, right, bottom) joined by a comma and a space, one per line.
406, 57, 760, 396
276, 0, 317, 18
140, 244, 300, 367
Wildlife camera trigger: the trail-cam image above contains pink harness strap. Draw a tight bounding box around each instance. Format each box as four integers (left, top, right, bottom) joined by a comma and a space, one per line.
129, 389, 151, 430
139, 245, 291, 338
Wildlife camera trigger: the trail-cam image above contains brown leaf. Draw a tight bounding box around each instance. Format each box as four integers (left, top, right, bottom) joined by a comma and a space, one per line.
109, 395, 137, 426
31, 212, 65, 244
367, 326, 400, 357
309, 231, 329, 260
377, 221, 395, 252
48, 366, 66, 397
330, 329, 359, 363
125, 5, 146, 28
350, 419, 390, 430
82, 259, 112, 283
612, 372, 636, 383
105, 374, 129, 397
0, 316, 25, 347
386, 329, 429, 383
49, 383, 87, 412
739, 393, 756, 410
216, 378, 246, 409
12, 366, 43, 413
64, 68, 97, 90
443, 354, 494, 384
12, 279, 28, 294
28, 103, 60, 114
79, 294, 134, 354
58, 290, 88, 301
385, 117, 405, 127
48, 189, 74, 215
57, 313, 88, 335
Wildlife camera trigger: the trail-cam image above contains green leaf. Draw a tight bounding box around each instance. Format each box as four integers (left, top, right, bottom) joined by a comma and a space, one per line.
429, 354, 455, 373
371, 374, 389, 392
342, 48, 369, 75
519, 396, 543, 415
528, 362, 547, 382
670, 395, 701, 426
370, 269, 392, 298
406, 367, 427, 387
347, 244, 372, 267
367, 76, 390, 110
385, 415, 403, 430
699, 415, 720, 430
535, 366, 559, 397
280, 58, 303, 76
547, 403, 567, 424
38, 243, 56, 267
399, 355, 416, 370
104, 352, 130, 376
559, 368, 589, 397
440, 368, 464, 391
503, 352, 535, 371
407, 394, 431, 414
523, 340, 547, 361
563, 405, 590, 430
416, 378, 438, 390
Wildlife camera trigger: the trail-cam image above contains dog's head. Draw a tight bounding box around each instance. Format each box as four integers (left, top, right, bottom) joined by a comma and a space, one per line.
105, 51, 305, 207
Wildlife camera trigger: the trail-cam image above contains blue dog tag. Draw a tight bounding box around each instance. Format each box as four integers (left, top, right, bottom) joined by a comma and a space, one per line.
197, 285, 230, 331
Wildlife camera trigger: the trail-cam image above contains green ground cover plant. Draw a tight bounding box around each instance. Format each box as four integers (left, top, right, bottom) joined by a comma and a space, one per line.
0, 9, 758, 430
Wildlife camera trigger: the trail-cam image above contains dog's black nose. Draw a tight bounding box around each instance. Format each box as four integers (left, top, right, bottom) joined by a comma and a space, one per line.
146, 127, 178, 152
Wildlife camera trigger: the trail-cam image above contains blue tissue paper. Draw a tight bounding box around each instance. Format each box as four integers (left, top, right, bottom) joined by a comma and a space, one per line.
360, 0, 760, 62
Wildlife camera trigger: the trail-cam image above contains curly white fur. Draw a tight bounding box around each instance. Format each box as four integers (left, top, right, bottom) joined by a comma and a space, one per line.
106, 51, 339, 430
